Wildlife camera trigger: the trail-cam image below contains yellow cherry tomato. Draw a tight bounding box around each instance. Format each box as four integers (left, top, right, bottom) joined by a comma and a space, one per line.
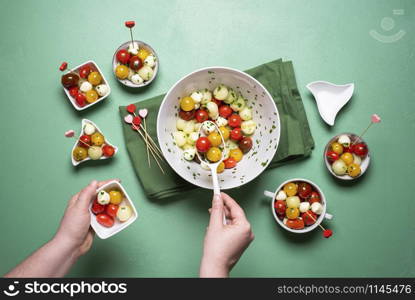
283, 182, 298, 197
180, 96, 195, 111
88, 71, 102, 85
115, 65, 129, 79
73, 146, 87, 161
347, 163, 361, 177
286, 207, 300, 219
85, 90, 98, 103
208, 132, 222, 147
219, 126, 230, 140
331, 142, 343, 155
91, 132, 105, 146
137, 48, 150, 61
229, 148, 243, 162
109, 190, 123, 205
206, 147, 222, 162
340, 152, 354, 165
217, 162, 225, 173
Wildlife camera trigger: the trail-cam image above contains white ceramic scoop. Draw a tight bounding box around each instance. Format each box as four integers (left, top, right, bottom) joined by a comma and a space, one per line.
196, 120, 227, 225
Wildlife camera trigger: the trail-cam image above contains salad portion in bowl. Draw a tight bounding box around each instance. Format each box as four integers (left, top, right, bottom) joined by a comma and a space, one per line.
157, 67, 280, 190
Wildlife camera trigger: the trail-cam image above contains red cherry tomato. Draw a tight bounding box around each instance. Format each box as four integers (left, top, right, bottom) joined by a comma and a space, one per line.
129, 56, 142, 71
196, 137, 211, 153
69, 86, 79, 97
239, 137, 253, 153
116, 49, 130, 64
179, 109, 195, 121
79, 135, 91, 147
302, 211, 317, 226
274, 200, 286, 215
224, 157, 237, 169
96, 214, 114, 227
326, 151, 339, 163
79, 65, 91, 78
219, 105, 233, 118
102, 145, 115, 157
308, 191, 320, 204
75, 93, 86, 107
230, 128, 243, 141
106, 204, 119, 218
298, 182, 312, 199
195, 110, 209, 123
91, 199, 105, 215
228, 114, 242, 128
353, 143, 368, 157
286, 218, 305, 230
343, 146, 352, 153
212, 97, 222, 106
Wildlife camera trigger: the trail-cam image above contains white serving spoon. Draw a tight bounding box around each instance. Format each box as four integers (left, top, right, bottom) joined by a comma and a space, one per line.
196, 120, 227, 225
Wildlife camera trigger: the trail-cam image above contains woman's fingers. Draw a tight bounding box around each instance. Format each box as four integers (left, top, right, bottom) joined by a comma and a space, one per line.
208, 194, 225, 229
221, 192, 247, 223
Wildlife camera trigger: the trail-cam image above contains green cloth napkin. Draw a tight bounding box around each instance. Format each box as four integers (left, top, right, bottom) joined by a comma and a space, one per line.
119, 59, 314, 200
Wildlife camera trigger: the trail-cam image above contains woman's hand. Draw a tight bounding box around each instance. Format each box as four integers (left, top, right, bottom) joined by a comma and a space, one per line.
200, 192, 254, 278
54, 179, 117, 257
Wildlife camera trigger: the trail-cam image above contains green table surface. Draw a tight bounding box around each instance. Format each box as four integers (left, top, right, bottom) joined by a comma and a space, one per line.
1, 0, 414, 277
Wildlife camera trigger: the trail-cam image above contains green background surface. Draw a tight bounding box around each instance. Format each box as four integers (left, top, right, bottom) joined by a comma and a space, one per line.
0, 0, 414, 277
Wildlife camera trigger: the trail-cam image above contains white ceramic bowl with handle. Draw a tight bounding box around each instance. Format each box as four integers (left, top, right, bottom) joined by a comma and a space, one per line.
157, 66, 281, 190
264, 178, 333, 233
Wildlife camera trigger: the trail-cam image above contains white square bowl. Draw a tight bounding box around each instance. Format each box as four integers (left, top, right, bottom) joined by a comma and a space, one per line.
62, 60, 111, 111
90, 180, 138, 239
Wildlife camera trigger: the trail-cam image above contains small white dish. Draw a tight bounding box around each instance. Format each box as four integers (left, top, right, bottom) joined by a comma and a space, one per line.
62, 60, 111, 111
71, 119, 118, 166
90, 180, 138, 239
306, 81, 354, 126
324, 133, 370, 180
112, 40, 159, 88
264, 178, 333, 234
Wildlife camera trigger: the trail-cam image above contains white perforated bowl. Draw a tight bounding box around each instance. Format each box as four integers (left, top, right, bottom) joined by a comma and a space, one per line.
157, 66, 280, 190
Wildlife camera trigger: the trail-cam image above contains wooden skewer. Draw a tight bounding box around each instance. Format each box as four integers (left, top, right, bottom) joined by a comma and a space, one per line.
131, 112, 164, 158
304, 211, 332, 237
143, 118, 151, 167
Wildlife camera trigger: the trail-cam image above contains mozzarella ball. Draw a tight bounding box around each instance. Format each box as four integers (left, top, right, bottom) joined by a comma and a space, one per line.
201, 89, 212, 104
96, 84, 109, 97
97, 190, 110, 205
138, 65, 154, 81
202, 121, 216, 134
194, 103, 200, 110
299, 202, 310, 213
183, 121, 195, 134
200, 161, 211, 170
83, 123, 96, 135
176, 119, 187, 130
186, 132, 199, 145
230, 96, 246, 112
191, 91, 203, 103
239, 107, 252, 121
286, 196, 300, 208
173, 131, 187, 147
241, 120, 256, 135
353, 154, 362, 165
128, 42, 139, 55
338, 134, 351, 147
224, 89, 237, 104
213, 84, 229, 100
276, 190, 287, 201
88, 146, 103, 160
144, 55, 156, 68
131, 74, 144, 85
206, 102, 219, 119
117, 205, 133, 222
332, 159, 347, 175
311, 202, 324, 215
80, 81, 92, 92
226, 140, 239, 150
222, 148, 230, 160
127, 68, 135, 80
183, 148, 196, 161
216, 116, 228, 127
